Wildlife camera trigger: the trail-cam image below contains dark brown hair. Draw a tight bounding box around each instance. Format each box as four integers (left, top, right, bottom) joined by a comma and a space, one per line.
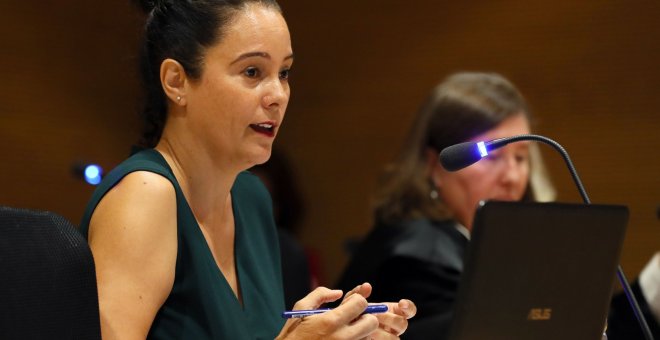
133, 0, 282, 147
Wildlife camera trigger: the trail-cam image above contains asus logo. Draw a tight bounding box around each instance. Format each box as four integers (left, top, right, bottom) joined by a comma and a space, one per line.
527, 308, 552, 320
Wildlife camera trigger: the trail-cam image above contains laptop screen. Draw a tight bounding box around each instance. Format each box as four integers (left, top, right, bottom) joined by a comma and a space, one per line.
448, 201, 628, 340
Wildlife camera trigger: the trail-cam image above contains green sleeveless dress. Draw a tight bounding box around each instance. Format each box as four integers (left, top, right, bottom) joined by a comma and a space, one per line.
79, 149, 286, 339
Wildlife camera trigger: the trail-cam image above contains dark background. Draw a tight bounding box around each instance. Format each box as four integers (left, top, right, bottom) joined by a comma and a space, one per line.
1, 0, 658, 286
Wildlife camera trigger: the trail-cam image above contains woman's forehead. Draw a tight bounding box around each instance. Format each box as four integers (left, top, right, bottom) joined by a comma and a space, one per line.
470, 114, 530, 142
217, 4, 290, 51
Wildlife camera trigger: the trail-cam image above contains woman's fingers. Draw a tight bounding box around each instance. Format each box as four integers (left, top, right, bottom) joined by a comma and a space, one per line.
341, 284, 362, 302
341, 282, 373, 304
320, 294, 379, 338
331, 293, 371, 325
334, 313, 379, 340
293, 286, 343, 310
374, 308, 407, 336
372, 299, 417, 336
294, 294, 379, 339
392, 299, 416, 319
370, 326, 401, 340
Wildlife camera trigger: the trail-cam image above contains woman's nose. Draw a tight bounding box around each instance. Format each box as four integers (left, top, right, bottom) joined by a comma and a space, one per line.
499, 155, 525, 184
262, 78, 288, 110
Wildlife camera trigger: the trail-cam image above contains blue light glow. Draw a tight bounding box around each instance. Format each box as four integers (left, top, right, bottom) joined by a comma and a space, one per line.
84, 164, 103, 185
477, 141, 488, 157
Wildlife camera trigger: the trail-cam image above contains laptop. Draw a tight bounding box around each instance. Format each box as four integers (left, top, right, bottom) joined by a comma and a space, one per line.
448, 201, 628, 340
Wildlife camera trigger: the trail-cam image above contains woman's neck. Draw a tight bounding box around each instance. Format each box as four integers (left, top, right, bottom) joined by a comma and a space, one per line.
155, 134, 239, 225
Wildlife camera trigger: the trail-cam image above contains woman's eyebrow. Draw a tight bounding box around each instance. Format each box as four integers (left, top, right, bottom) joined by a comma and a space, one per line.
230, 52, 294, 65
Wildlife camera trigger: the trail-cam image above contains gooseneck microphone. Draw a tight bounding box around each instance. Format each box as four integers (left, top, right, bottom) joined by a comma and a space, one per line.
440, 135, 590, 202
439, 134, 655, 340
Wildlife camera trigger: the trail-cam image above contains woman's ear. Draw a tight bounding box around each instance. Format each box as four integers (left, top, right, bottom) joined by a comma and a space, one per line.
425, 147, 442, 189
425, 147, 440, 176
160, 58, 188, 106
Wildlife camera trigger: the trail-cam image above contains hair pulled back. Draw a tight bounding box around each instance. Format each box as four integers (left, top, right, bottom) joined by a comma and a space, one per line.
133, 0, 281, 147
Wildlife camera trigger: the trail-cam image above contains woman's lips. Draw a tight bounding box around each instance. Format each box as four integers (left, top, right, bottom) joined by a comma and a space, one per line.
249, 123, 275, 137
492, 194, 518, 201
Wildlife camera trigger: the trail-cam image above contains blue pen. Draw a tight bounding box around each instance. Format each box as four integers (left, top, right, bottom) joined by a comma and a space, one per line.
282, 304, 388, 319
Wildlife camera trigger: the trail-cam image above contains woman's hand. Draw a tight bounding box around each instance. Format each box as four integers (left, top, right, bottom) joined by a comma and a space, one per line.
277, 287, 379, 340
370, 299, 416, 339
342, 282, 417, 339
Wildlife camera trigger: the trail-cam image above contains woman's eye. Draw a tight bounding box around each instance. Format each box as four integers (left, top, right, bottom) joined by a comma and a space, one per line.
244, 67, 260, 78
515, 154, 529, 163
279, 69, 290, 80
484, 153, 501, 162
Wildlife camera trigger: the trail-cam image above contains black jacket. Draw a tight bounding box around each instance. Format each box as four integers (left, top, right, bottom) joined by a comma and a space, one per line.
336, 219, 469, 340
338, 218, 659, 340
607, 280, 660, 340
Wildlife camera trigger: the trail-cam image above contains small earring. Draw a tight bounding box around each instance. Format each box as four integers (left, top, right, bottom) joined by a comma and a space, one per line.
429, 179, 440, 200
176, 96, 181, 102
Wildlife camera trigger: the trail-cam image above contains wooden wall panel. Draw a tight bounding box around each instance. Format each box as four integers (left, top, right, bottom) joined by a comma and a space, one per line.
279, 0, 660, 285
1, 0, 657, 287
0, 1, 143, 223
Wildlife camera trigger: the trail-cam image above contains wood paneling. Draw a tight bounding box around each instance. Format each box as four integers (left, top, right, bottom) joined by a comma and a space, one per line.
0, 1, 143, 224
1, 0, 657, 287
279, 0, 660, 285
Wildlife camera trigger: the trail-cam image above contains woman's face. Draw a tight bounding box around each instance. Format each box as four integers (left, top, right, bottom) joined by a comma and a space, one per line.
431, 114, 531, 230
185, 4, 292, 169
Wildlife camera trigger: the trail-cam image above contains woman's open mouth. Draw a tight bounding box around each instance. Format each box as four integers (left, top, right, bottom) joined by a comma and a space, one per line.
249, 123, 275, 137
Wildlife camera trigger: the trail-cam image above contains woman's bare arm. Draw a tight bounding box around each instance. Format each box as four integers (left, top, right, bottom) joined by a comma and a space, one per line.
88, 171, 178, 340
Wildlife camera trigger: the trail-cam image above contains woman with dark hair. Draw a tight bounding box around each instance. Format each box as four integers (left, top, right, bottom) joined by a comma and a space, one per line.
337, 72, 554, 339
78, 1, 415, 338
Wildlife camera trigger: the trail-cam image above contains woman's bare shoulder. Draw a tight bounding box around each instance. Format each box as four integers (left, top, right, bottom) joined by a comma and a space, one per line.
89, 170, 177, 242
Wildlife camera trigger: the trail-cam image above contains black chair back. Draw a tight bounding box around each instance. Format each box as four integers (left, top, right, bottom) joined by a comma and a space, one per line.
0, 206, 101, 339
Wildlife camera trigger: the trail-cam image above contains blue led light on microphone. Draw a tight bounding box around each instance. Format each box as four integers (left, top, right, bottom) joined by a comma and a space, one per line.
477, 141, 488, 157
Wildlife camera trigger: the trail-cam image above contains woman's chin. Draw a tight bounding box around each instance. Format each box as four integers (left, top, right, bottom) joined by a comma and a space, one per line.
247, 149, 273, 167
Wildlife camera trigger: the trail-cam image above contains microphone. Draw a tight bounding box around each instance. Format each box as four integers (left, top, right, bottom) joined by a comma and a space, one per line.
439, 134, 655, 340
438, 141, 486, 172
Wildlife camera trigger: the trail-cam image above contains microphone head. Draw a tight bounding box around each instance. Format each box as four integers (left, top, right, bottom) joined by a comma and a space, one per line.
439, 141, 487, 171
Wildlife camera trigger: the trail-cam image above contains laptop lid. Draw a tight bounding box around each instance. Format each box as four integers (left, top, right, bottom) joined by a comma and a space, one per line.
448, 201, 628, 340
